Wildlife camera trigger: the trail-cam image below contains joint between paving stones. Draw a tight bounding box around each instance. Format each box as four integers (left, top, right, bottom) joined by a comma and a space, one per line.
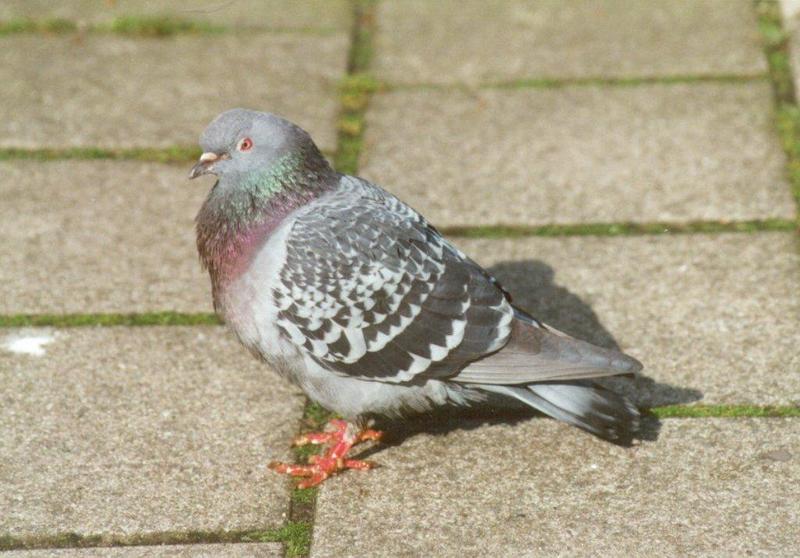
0, 146, 201, 164
439, 219, 798, 239
0, 312, 221, 328
280, 401, 337, 558
756, 0, 800, 220
274, 3, 381, 556
649, 404, 800, 419
377, 72, 770, 93
0, 17, 339, 37
0, 526, 307, 553
333, 0, 378, 176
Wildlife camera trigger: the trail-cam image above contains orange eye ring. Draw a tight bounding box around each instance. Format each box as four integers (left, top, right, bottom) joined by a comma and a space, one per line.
238, 137, 253, 152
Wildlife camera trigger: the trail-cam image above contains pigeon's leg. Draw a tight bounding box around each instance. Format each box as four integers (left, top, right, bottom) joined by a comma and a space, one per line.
292, 418, 382, 447
269, 419, 383, 488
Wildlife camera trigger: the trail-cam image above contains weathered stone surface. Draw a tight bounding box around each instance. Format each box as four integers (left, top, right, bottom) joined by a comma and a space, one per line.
4, 544, 282, 557
312, 419, 800, 557
0, 327, 303, 536
781, 0, 800, 29
0, 161, 211, 314
373, 0, 767, 85
0, 33, 347, 150
361, 83, 794, 226
0, 0, 350, 31
457, 232, 800, 407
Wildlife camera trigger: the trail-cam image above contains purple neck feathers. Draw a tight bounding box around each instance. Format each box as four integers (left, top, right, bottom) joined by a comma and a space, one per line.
195, 153, 337, 302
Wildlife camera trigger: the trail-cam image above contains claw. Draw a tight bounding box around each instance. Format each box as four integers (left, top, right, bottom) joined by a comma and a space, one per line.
270, 419, 383, 487
268, 461, 314, 477
292, 432, 334, 446
357, 429, 383, 443
343, 459, 377, 470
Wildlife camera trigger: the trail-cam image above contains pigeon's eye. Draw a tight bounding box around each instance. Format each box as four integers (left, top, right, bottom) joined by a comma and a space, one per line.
237, 137, 253, 152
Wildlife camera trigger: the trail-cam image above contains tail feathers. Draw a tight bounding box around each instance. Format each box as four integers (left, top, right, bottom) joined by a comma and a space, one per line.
482, 381, 640, 444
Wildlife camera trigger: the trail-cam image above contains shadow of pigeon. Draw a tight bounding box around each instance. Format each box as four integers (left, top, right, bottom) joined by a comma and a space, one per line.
489, 259, 702, 411
362, 259, 701, 453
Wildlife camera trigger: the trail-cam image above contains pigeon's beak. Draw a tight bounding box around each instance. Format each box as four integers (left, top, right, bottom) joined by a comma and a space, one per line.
189, 152, 223, 179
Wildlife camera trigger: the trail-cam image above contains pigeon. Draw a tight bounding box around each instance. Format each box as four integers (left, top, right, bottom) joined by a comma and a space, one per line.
190, 108, 642, 487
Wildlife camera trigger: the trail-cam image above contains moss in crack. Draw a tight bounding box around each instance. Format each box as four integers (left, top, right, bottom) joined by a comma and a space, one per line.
0, 18, 77, 34
439, 219, 797, 239
335, 74, 381, 175
0, 527, 308, 552
756, 0, 800, 218
0, 16, 222, 37
278, 400, 337, 557
103, 16, 223, 37
649, 404, 800, 418
0, 312, 221, 328
333, 0, 380, 175
0, 146, 201, 164
243, 523, 312, 558
757, 0, 795, 104
488, 73, 769, 90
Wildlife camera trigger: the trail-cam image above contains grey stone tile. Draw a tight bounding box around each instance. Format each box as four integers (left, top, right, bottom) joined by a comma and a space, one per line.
4, 544, 282, 557
0, 33, 347, 150
373, 0, 767, 85
782, 0, 800, 29
456, 232, 800, 407
0, 161, 211, 314
360, 83, 795, 226
0, 0, 350, 31
0, 326, 303, 537
311, 418, 800, 558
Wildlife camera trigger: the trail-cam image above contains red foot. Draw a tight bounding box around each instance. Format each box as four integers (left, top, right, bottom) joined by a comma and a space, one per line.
269, 419, 383, 488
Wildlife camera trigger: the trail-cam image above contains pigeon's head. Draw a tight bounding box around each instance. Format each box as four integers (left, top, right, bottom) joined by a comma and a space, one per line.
189, 109, 332, 185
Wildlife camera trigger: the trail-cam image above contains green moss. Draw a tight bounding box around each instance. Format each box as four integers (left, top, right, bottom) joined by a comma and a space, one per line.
104, 16, 223, 37
292, 487, 317, 506
650, 404, 800, 418
333, 0, 379, 176
342, 73, 382, 93
254, 522, 312, 558
0, 146, 200, 164
376, 74, 767, 93
756, 0, 795, 105
0, 312, 221, 328
0, 18, 77, 35
348, 0, 378, 73
440, 219, 797, 239
757, 0, 800, 219
488, 73, 768, 90
0, 525, 315, 552
0, 16, 225, 37
304, 401, 336, 427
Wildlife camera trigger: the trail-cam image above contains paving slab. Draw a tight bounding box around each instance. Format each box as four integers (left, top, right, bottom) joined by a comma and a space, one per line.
0, 160, 211, 314
312, 418, 800, 557
0, 326, 303, 537
373, 0, 767, 85
0, 0, 350, 31
457, 232, 800, 407
4, 544, 282, 557
361, 82, 795, 226
0, 33, 347, 150
782, 0, 800, 29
